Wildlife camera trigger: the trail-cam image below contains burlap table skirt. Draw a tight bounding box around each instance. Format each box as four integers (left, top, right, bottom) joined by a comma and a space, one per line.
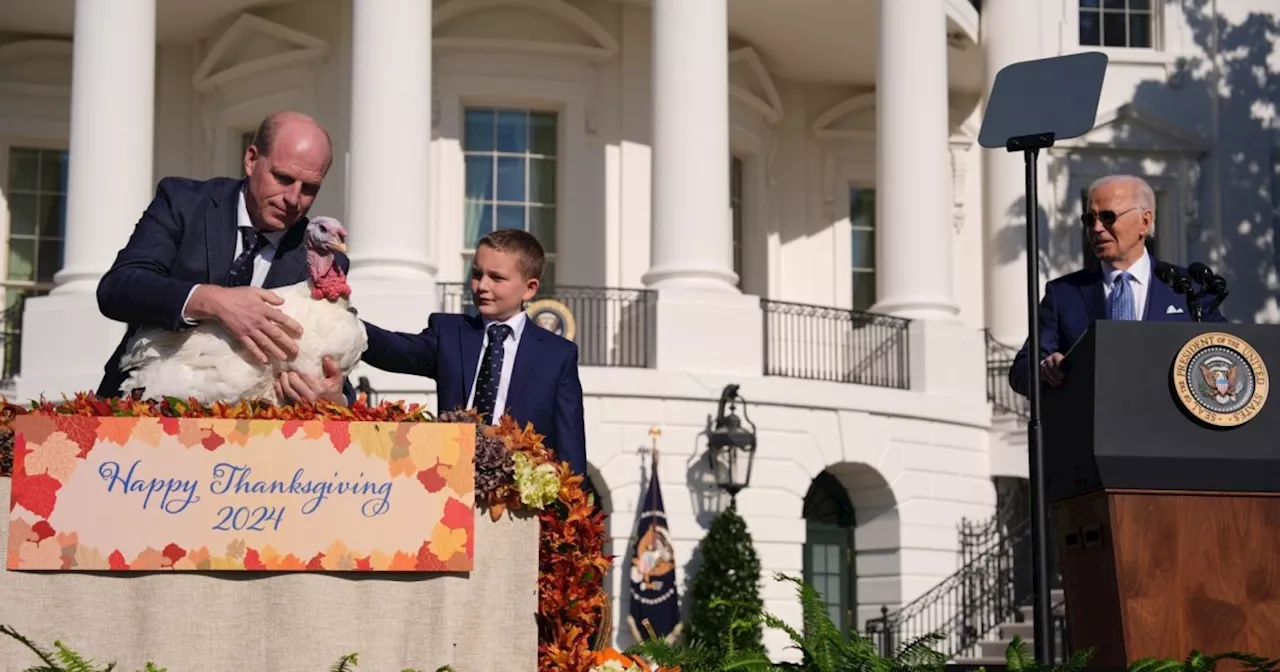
0, 478, 539, 672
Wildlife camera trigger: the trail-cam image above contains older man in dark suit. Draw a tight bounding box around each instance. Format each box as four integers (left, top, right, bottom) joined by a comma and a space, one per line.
1009, 174, 1226, 397
95, 111, 350, 404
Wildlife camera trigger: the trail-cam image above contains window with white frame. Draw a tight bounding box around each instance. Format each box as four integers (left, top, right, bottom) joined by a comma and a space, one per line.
462, 107, 558, 290
850, 187, 876, 312
731, 155, 744, 288
1079, 0, 1155, 49
6, 147, 68, 300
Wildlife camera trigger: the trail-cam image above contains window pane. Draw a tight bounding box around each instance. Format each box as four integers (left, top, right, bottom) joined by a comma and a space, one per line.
40, 151, 68, 192
540, 259, 556, 292
1130, 0, 1150, 8
851, 230, 875, 270
812, 544, 827, 573
850, 188, 875, 229
38, 194, 64, 238
1102, 11, 1127, 46
826, 545, 840, 571
36, 240, 61, 284
1080, 0, 1100, 6
1102, 0, 1126, 8
465, 156, 494, 201
529, 158, 557, 204
1079, 10, 1101, 45
1129, 13, 1152, 48
464, 201, 493, 249
496, 110, 528, 153
9, 149, 39, 191
496, 204, 525, 231
530, 113, 557, 156
828, 604, 842, 627
7, 238, 34, 281
530, 206, 557, 253
464, 109, 495, 151
852, 272, 876, 312
8, 194, 37, 236
496, 156, 526, 202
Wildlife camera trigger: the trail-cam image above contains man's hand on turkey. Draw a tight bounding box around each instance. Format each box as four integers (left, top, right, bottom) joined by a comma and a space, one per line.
275, 355, 346, 406
187, 285, 304, 364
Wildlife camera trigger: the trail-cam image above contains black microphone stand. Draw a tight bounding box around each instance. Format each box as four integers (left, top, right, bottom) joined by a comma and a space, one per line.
1008, 130, 1056, 664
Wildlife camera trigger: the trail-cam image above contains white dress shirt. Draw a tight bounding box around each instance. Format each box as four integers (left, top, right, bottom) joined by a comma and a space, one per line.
1101, 247, 1151, 319
180, 189, 286, 324
466, 311, 527, 425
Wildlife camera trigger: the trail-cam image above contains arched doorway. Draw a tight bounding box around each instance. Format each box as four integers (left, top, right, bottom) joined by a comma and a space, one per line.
802, 470, 857, 635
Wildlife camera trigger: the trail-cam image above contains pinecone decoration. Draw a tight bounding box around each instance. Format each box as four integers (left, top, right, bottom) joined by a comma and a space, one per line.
438, 409, 477, 424
474, 432, 514, 500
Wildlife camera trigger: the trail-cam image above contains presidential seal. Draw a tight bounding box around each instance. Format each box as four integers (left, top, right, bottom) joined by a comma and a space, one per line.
1172, 332, 1268, 427
526, 298, 576, 342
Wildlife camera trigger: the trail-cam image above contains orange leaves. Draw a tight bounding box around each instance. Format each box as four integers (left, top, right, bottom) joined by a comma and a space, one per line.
1, 393, 612, 672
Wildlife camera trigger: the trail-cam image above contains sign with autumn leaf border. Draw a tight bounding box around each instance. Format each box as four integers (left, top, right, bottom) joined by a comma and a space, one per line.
6, 415, 476, 572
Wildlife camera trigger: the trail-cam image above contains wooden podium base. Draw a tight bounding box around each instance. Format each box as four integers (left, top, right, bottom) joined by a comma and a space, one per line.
1054, 490, 1280, 666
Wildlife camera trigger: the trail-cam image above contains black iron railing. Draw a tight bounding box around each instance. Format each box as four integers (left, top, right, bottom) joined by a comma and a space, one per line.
438, 283, 655, 368
1, 287, 44, 384
865, 513, 1030, 659
761, 299, 910, 389
985, 330, 1027, 418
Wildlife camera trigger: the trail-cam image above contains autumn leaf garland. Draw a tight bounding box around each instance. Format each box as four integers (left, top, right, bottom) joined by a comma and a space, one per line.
0, 394, 612, 672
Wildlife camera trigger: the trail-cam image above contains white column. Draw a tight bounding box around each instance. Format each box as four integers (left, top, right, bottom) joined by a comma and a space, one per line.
873, 0, 958, 321
642, 0, 737, 292
982, 0, 1043, 345
347, 0, 434, 283
53, 0, 155, 294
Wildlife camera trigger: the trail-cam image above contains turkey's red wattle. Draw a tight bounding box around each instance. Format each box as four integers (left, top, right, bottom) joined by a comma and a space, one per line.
307, 251, 351, 301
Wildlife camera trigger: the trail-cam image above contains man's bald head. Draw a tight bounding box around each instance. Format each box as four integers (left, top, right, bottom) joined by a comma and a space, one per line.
243, 111, 333, 232
250, 111, 333, 168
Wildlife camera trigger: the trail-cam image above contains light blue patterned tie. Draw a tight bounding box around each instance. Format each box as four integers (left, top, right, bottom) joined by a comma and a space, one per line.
1109, 271, 1137, 320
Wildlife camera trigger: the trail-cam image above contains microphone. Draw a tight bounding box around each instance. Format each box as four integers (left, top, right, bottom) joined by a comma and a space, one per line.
1154, 261, 1202, 322
1154, 261, 1192, 293
1187, 262, 1228, 296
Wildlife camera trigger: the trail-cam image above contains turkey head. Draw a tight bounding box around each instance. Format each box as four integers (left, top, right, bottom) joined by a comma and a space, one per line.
305, 216, 351, 301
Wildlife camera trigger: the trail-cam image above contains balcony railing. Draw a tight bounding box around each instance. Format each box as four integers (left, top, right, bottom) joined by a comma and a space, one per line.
1, 285, 46, 385
438, 283, 655, 368
985, 330, 1028, 418
760, 299, 910, 390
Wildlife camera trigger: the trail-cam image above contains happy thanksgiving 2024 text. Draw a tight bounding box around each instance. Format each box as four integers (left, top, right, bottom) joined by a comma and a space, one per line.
97, 459, 395, 532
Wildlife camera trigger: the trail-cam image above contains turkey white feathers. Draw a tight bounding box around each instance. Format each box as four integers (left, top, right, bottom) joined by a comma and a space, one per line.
117, 216, 368, 405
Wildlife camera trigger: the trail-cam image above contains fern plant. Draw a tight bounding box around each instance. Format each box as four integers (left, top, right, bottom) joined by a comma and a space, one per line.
627, 603, 775, 671
0, 624, 166, 672
999, 634, 1280, 672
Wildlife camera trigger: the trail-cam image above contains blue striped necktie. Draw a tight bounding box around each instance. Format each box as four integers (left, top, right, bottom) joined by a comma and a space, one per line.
1108, 271, 1137, 320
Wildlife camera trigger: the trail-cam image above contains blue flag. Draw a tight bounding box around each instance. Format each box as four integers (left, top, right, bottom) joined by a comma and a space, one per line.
626, 456, 682, 642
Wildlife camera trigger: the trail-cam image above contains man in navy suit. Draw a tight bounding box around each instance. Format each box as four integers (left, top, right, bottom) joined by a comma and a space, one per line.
360, 229, 588, 476
1009, 174, 1226, 397
96, 111, 352, 404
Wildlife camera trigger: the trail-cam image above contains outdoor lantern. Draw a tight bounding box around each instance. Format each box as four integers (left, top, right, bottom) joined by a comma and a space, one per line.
706, 383, 757, 499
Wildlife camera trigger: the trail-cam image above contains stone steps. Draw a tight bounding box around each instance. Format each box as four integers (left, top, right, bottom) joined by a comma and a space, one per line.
952, 589, 1068, 665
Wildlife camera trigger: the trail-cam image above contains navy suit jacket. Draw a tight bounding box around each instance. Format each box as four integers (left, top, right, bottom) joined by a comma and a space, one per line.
361, 313, 588, 476
95, 176, 353, 401
1008, 261, 1227, 397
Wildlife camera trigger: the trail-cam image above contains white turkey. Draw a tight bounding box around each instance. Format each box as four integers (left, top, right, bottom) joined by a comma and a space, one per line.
117, 216, 369, 405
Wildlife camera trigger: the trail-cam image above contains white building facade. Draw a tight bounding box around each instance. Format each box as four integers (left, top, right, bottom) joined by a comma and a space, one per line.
0, 0, 1275, 659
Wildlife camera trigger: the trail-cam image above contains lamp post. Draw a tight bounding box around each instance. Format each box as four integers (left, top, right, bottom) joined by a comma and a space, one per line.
355, 376, 379, 406
706, 383, 756, 504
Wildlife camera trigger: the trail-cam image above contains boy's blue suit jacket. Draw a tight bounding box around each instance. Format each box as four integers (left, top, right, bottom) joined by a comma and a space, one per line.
362, 313, 588, 476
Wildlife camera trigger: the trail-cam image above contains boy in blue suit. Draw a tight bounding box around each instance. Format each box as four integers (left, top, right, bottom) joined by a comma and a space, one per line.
360, 230, 587, 475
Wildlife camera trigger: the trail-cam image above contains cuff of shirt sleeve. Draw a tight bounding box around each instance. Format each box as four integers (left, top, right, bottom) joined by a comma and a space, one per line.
179, 285, 199, 327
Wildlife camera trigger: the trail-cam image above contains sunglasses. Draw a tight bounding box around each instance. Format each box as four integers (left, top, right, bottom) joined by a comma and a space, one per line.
1081, 206, 1139, 227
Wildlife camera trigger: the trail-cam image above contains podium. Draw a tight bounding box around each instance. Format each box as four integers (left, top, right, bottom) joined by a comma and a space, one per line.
1044, 321, 1280, 665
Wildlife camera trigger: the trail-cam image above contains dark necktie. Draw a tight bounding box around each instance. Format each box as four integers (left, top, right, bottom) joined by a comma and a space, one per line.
227, 227, 268, 287
473, 323, 513, 422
